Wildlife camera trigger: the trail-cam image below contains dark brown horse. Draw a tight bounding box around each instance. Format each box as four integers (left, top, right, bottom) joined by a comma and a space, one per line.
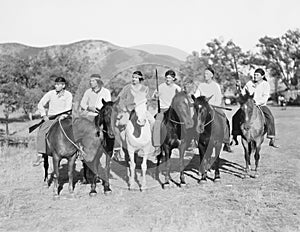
192, 95, 225, 182
44, 116, 78, 197
238, 91, 266, 178
157, 90, 194, 188
73, 98, 119, 196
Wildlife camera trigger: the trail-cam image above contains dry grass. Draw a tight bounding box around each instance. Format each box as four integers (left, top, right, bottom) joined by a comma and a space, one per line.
0, 106, 299, 232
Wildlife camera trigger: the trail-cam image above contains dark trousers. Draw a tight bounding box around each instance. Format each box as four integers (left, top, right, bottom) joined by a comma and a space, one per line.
232, 106, 275, 138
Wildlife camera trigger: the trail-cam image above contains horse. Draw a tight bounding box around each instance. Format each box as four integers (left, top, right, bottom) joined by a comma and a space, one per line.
44, 116, 78, 197
116, 98, 153, 191
73, 98, 119, 196
157, 90, 194, 188
191, 95, 225, 183
238, 91, 266, 178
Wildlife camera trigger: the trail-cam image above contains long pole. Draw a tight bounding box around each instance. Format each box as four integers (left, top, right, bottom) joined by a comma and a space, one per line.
155, 69, 161, 113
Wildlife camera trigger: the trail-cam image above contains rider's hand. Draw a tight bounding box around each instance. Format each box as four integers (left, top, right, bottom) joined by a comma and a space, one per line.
235, 80, 241, 87
43, 115, 49, 121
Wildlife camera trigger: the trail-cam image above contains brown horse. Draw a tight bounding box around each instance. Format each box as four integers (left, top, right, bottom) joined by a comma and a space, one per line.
192, 95, 225, 182
73, 98, 119, 196
157, 90, 194, 188
44, 116, 77, 197
238, 91, 266, 178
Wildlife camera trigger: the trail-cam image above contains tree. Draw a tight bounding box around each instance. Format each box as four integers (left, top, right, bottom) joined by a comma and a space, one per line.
0, 55, 28, 135
250, 29, 300, 90
201, 38, 249, 92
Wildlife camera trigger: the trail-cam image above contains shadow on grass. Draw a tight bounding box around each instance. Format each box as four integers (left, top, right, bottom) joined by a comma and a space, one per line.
183, 155, 245, 179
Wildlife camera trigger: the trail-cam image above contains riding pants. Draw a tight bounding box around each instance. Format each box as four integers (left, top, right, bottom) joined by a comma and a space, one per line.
36, 118, 58, 154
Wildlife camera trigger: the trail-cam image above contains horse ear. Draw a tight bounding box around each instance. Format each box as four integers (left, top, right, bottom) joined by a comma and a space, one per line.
102, 99, 107, 105
191, 94, 196, 101
175, 88, 179, 94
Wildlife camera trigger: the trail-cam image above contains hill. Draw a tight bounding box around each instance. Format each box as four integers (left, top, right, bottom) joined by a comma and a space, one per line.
0, 40, 183, 84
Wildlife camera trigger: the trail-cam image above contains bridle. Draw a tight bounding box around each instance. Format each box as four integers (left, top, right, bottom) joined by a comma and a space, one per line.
197, 103, 215, 128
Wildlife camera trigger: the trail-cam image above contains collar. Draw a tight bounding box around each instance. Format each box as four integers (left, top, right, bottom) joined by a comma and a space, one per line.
56, 90, 65, 97
92, 87, 102, 93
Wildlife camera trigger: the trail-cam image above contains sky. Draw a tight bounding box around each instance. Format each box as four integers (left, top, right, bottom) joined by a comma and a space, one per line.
0, 0, 299, 57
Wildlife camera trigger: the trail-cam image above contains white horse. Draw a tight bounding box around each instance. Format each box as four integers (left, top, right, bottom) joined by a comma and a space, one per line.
117, 98, 154, 191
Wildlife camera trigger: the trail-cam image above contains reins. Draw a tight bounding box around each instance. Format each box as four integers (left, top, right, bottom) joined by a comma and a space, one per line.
203, 105, 215, 127
58, 118, 88, 158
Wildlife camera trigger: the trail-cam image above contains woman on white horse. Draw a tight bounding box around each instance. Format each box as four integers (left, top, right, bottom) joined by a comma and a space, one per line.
115, 70, 155, 191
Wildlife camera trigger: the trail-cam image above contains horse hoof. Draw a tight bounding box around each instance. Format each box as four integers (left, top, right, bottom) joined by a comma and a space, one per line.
89, 191, 97, 197
104, 190, 112, 195
180, 182, 187, 188
198, 179, 208, 184
214, 177, 221, 183
162, 183, 170, 189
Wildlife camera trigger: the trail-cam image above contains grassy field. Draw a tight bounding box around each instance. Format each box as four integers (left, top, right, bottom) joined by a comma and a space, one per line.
0, 106, 299, 232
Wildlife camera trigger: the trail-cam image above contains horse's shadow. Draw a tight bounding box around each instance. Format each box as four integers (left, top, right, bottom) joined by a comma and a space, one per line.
183, 155, 246, 180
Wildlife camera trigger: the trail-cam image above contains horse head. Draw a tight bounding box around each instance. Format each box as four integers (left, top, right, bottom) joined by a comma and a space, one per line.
192, 95, 211, 134
95, 98, 120, 139
171, 90, 194, 129
238, 89, 255, 124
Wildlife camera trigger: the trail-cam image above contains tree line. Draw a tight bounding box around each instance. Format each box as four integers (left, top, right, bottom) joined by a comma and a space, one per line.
1, 29, 299, 126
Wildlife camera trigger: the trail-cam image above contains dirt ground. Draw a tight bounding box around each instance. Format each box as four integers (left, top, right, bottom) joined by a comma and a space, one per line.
0, 106, 299, 232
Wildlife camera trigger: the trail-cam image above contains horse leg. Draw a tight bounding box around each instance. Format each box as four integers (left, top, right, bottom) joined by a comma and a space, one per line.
254, 142, 262, 178
163, 147, 171, 188
140, 153, 148, 191
89, 170, 97, 197
67, 154, 76, 194
198, 142, 207, 183
82, 162, 88, 184
242, 139, 250, 177
52, 155, 60, 197
43, 154, 49, 185
155, 148, 162, 180
179, 141, 188, 186
128, 147, 135, 190
103, 152, 112, 195
213, 144, 222, 182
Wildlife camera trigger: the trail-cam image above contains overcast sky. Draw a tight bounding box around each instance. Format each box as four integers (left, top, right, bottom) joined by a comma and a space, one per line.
0, 0, 299, 55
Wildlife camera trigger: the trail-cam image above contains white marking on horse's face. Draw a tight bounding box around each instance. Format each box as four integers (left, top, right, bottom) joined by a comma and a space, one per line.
117, 111, 130, 126
135, 99, 147, 126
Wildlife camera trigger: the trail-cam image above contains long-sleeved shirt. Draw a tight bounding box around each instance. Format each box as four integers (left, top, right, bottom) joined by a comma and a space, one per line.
153, 83, 181, 109
80, 87, 111, 116
242, 80, 270, 106
194, 81, 223, 106
117, 84, 149, 111
37, 90, 73, 117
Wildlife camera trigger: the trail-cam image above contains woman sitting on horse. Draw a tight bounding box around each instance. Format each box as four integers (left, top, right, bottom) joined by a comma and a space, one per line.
232, 68, 279, 148
114, 71, 155, 149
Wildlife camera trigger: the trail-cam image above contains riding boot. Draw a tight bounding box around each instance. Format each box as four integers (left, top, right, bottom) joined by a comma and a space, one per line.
269, 138, 279, 148
223, 143, 233, 153
32, 153, 44, 167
